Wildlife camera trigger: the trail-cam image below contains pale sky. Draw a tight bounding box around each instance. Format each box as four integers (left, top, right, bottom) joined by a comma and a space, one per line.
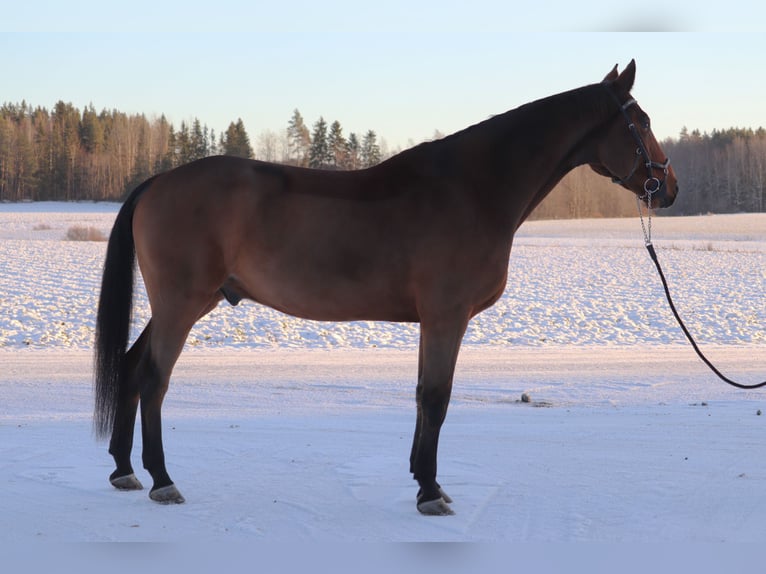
2, 3, 764, 151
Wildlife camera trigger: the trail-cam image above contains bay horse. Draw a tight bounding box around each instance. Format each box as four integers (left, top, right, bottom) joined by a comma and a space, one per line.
94, 60, 678, 515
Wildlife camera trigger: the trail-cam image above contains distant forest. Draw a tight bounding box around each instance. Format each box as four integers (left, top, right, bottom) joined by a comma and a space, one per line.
1, 100, 764, 218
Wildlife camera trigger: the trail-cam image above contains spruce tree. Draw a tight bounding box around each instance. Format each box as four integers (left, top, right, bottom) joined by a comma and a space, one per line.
222, 118, 254, 159
328, 120, 348, 168
346, 132, 360, 169
79, 104, 104, 154
360, 130, 381, 168
309, 116, 330, 168
190, 118, 207, 160
176, 121, 192, 164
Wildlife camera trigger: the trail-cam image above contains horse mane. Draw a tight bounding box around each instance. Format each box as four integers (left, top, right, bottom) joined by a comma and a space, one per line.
386, 81, 616, 166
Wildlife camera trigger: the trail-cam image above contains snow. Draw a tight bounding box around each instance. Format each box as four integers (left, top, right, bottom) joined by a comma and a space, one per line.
1, 204, 765, 545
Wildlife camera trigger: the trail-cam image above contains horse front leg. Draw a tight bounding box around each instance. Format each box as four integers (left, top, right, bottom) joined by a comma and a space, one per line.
409, 336, 424, 475
410, 336, 454, 507
410, 314, 469, 516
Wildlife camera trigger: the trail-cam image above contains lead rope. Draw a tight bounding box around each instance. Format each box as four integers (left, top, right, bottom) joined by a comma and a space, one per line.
637, 195, 766, 390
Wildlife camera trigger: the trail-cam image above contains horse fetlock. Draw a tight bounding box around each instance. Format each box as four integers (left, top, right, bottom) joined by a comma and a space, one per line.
436, 485, 453, 504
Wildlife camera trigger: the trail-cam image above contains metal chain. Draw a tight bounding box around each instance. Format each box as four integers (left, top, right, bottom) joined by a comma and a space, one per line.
636, 190, 654, 246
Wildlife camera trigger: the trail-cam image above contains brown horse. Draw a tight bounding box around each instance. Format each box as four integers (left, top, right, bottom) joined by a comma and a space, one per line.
94, 60, 678, 515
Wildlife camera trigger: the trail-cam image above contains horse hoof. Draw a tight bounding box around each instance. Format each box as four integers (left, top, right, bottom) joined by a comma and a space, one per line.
110, 473, 144, 491
417, 497, 455, 516
417, 485, 453, 504
149, 484, 185, 504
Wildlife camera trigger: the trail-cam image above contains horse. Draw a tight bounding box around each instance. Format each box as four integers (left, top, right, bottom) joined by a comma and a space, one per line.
94, 60, 678, 516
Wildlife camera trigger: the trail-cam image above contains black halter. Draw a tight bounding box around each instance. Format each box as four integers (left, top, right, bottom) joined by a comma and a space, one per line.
606, 89, 671, 199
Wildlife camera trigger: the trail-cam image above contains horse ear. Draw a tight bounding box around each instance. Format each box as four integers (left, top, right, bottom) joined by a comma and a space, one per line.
602, 64, 619, 82
614, 59, 636, 93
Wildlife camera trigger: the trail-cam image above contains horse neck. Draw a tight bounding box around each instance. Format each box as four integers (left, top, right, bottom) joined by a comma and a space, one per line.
460, 83, 615, 226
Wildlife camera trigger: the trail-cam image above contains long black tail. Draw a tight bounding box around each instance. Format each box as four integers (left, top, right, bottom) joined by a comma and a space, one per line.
93, 178, 156, 439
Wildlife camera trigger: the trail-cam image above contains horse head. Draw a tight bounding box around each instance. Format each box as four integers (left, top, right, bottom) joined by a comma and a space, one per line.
590, 59, 679, 209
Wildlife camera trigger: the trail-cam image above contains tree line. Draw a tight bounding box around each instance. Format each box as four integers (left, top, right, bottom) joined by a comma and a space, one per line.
0, 102, 386, 202
529, 127, 766, 220
1, 99, 764, 218
662, 127, 766, 215
0, 101, 255, 202
286, 109, 383, 170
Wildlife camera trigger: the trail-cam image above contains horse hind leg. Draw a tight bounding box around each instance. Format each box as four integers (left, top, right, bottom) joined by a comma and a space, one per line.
138, 295, 223, 504
136, 341, 183, 504
108, 323, 152, 491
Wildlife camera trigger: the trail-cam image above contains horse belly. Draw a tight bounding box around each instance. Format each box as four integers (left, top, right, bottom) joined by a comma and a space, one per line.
229, 259, 419, 323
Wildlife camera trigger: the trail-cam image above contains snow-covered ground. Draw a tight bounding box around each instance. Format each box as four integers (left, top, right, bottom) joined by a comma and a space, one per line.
1, 203, 765, 543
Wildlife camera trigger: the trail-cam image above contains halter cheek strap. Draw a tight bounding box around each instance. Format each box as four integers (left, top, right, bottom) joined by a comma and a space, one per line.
606, 92, 671, 200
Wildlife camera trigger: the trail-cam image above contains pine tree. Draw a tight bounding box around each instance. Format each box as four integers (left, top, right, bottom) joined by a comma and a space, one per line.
286, 109, 311, 167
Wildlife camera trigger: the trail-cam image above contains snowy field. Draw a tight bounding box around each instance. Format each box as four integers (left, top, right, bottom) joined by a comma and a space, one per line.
1, 203, 765, 547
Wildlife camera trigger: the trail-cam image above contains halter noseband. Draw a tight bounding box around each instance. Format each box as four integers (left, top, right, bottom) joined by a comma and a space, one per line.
606, 89, 671, 201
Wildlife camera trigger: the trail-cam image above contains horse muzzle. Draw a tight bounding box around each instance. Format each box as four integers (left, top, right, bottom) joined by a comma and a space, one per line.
644, 168, 678, 209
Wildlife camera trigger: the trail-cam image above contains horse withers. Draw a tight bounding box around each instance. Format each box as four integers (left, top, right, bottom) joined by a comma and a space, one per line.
94, 60, 678, 515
